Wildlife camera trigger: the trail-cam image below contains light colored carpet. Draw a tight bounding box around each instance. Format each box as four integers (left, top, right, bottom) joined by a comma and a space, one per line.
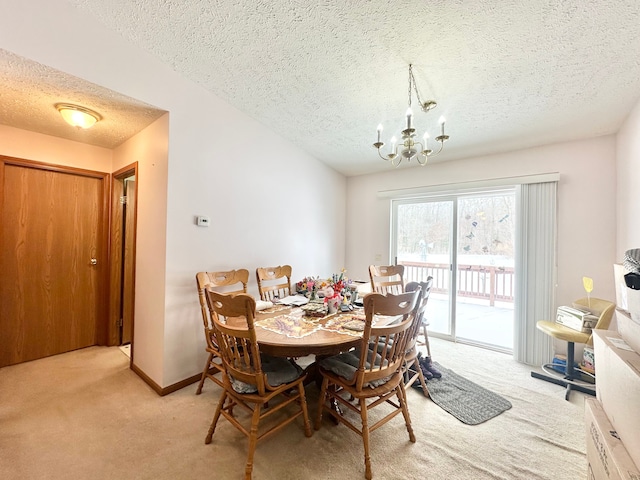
0, 339, 587, 479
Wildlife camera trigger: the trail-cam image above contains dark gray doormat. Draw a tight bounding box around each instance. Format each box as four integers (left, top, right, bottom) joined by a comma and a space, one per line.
424, 363, 512, 425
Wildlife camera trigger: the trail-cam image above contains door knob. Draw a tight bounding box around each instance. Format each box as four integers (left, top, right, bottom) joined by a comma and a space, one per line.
90, 258, 98, 265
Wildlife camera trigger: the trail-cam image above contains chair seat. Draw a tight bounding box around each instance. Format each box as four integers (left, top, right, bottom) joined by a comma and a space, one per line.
318, 368, 403, 399
536, 320, 590, 344
231, 354, 303, 394
318, 349, 390, 388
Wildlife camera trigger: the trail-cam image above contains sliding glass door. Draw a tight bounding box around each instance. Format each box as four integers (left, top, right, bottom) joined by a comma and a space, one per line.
392, 189, 516, 352
394, 199, 455, 337
454, 193, 515, 350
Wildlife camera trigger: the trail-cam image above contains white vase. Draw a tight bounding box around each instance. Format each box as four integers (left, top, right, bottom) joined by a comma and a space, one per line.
327, 297, 341, 314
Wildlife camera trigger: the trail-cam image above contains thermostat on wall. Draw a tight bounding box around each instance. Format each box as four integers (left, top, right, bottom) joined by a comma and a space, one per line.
196, 215, 210, 227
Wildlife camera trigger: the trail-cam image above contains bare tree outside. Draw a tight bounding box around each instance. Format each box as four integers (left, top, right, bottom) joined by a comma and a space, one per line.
394, 192, 516, 351
396, 194, 515, 267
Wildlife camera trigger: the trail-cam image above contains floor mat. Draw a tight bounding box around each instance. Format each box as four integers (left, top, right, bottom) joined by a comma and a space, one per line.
424, 362, 512, 425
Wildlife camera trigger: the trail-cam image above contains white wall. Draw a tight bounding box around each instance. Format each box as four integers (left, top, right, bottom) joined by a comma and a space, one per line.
0, 124, 113, 171
346, 136, 618, 310
160, 90, 346, 384
113, 114, 170, 384
616, 97, 640, 258
0, 0, 346, 387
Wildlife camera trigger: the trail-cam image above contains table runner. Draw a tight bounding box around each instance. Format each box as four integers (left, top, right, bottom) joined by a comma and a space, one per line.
255, 304, 290, 315
255, 314, 320, 338
255, 311, 379, 339
321, 313, 368, 337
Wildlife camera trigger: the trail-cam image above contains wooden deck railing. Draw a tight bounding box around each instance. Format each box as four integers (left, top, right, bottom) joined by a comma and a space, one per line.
401, 261, 514, 306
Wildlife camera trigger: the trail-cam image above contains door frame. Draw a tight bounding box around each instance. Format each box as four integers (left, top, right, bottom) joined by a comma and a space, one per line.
391, 187, 516, 350
109, 163, 139, 361
0, 155, 111, 346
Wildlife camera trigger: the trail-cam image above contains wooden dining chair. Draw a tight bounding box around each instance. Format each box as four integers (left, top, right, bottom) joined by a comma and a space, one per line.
256, 265, 292, 301
204, 290, 312, 480
195, 269, 249, 394
403, 281, 432, 396
369, 264, 405, 295
314, 289, 421, 480
405, 277, 434, 358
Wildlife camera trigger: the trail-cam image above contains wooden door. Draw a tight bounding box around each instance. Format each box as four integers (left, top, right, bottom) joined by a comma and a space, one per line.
121, 177, 136, 344
107, 165, 138, 349
0, 159, 108, 367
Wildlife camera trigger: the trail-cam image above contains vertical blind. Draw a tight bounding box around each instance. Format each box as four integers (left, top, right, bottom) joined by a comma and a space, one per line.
513, 181, 557, 365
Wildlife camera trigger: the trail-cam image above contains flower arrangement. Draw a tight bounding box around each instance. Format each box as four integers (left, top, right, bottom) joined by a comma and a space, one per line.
296, 269, 352, 303
296, 276, 320, 298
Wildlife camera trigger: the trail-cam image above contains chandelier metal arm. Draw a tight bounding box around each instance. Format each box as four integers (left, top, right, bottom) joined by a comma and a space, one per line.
430, 139, 446, 157
373, 134, 447, 168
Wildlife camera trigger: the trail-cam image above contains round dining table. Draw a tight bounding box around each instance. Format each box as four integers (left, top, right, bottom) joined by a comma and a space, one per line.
253, 304, 396, 358
253, 306, 358, 357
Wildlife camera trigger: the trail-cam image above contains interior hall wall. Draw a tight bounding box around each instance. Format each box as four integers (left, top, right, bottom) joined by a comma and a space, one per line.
0, 124, 112, 171
113, 114, 170, 384
159, 77, 346, 386
0, 0, 346, 387
346, 136, 617, 311
616, 96, 640, 259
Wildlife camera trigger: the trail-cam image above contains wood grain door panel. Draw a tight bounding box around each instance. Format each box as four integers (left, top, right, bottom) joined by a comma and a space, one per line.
0, 162, 105, 366
122, 178, 136, 344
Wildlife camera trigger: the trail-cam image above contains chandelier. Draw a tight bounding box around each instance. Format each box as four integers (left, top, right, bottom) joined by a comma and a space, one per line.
373, 64, 449, 167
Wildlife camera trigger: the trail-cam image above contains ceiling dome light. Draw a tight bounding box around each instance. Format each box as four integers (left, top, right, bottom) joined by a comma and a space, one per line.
55, 103, 102, 129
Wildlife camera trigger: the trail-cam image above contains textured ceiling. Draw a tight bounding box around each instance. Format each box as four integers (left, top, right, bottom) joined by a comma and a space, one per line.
3, 1, 640, 175
0, 49, 165, 149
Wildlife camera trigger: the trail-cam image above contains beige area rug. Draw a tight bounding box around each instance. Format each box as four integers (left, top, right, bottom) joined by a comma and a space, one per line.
0, 339, 587, 480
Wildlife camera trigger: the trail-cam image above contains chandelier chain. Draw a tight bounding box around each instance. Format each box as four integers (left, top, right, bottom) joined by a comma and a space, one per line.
408, 64, 425, 110
408, 65, 413, 108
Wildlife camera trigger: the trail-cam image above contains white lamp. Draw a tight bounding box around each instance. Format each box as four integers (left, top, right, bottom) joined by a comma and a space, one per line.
55, 103, 102, 129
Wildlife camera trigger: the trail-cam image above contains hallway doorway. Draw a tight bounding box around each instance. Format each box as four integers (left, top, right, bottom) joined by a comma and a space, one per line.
110, 164, 138, 360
